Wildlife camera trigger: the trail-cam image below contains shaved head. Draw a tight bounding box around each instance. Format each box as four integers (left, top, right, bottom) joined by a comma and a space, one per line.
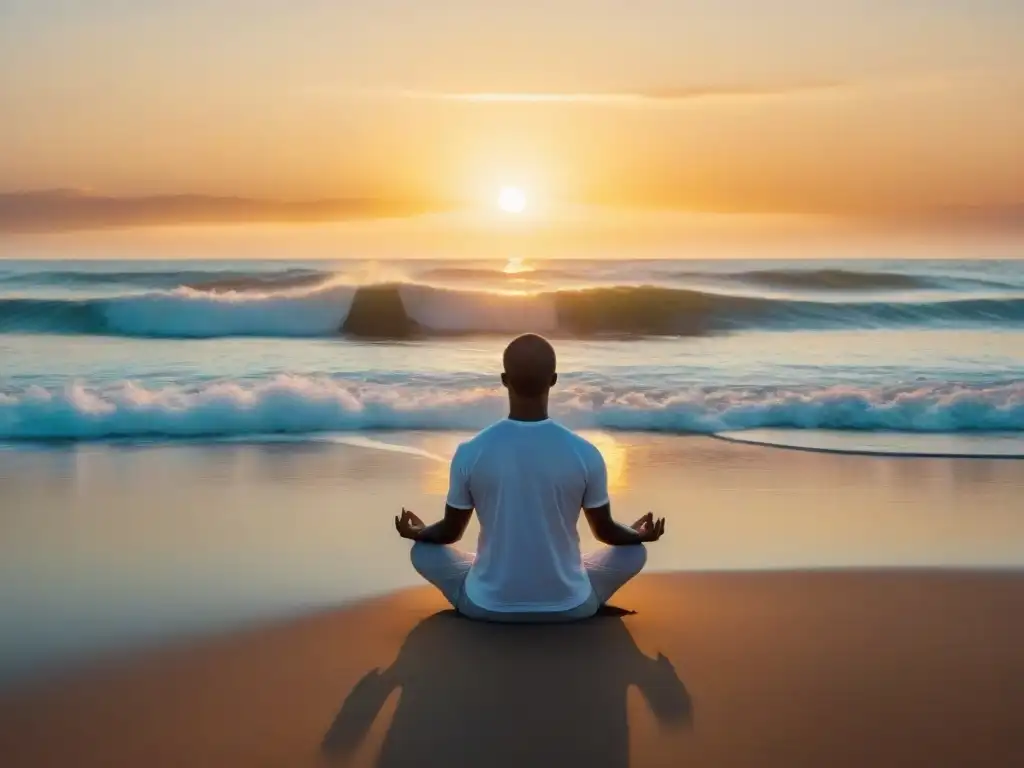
502, 334, 557, 398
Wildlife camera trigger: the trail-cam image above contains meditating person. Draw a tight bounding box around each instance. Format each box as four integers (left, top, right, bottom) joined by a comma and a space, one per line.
394, 333, 666, 622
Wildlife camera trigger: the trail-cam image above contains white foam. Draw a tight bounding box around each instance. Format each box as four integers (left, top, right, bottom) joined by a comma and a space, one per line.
2, 378, 1023, 441
0, 378, 504, 439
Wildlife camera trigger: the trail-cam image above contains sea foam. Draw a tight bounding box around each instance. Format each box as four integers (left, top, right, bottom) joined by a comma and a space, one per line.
2, 378, 1022, 440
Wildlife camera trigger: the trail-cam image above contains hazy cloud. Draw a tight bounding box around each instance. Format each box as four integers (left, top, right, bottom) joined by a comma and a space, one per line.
905, 203, 1024, 233
2, 189, 1019, 235
0, 189, 442, 233
392, 81, 849, 105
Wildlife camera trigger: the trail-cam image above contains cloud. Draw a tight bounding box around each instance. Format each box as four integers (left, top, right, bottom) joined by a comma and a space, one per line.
0, 189, 442, 233
907, 203, 1024, 233
391, 81, 848, 105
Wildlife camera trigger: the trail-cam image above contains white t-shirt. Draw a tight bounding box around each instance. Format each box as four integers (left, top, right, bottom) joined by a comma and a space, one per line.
446, 418, 609, 613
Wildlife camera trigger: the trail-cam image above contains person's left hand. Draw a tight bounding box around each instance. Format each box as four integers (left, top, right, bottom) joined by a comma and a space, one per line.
395, 507, 425, 540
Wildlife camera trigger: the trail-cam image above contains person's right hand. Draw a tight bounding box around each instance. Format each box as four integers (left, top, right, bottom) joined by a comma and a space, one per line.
631, 512, 666, 542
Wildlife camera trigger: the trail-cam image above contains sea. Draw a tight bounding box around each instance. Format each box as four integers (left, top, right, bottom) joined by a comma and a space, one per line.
3, 255, 1024, 682
1, 257, 1023, 450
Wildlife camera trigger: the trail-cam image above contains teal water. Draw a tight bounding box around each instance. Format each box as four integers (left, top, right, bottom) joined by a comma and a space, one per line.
2, 258, 1023, 443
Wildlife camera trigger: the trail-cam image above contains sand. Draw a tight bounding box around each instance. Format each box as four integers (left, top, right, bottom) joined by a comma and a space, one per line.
3, 433, 1024, 765
2, 570, 1023, 768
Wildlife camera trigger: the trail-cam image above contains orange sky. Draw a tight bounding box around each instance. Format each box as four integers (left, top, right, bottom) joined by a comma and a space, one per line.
0, 1, 1022, 235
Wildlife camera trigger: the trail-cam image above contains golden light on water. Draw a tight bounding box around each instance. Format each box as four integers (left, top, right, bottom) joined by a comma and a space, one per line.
580, 431, 628, 492
421, 434, 471, 495
502, 258, 531, 274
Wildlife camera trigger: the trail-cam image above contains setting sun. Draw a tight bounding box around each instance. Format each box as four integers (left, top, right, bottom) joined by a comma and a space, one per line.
497, 186, 527, 215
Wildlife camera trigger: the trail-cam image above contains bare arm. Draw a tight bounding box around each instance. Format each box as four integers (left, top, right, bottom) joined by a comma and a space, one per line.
584, 505, 666, 546
581, 445, 664, 545
394, 443, 474, 545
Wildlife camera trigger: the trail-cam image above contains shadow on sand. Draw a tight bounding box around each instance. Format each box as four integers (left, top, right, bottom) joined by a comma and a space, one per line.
322, 610, 691, 768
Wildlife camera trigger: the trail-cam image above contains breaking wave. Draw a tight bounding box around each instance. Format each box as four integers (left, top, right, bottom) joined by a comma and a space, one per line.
2, 378, 1022, 440
5, 264, 1019, 293
0, 267, 330, 291
718, 268, 931, 291
2, 282, 1024, 338
674, 267, 1023, 293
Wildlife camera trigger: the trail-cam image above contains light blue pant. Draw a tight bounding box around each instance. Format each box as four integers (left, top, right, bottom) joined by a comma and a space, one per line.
410, 542, 647, 623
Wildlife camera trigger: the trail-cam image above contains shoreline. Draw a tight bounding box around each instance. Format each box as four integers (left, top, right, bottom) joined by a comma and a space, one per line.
4, 427, 1024, 449
710, 430, 1024, 459
3, 432, 1024, 689
3, 570, 1023, 767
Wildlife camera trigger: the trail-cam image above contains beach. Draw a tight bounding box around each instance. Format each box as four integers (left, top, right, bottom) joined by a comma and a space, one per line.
5, 0, 1024, 760
1, 434, 1023, 765
2, 258, 1024, 764
2, 570, 1023, 767
3, 433, 1023, 682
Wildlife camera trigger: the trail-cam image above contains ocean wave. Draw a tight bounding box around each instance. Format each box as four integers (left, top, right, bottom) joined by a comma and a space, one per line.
0, 267, 331, 290
184, 272, 332, 292
4, 264, 1021, 296
676, 267, 1021, 293
3, 283, 1024, 338
2, 378, 1022, 440
106, 285, 358, 337
723, 268, 931, 291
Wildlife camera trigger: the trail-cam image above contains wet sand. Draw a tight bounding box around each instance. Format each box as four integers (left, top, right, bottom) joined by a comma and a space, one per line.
2, 570, 1023, 767
2, 433, 1024, 684
2, 433, 1023, 765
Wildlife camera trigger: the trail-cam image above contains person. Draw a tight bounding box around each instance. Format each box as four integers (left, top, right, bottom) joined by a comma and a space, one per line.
394, 333, 666, 622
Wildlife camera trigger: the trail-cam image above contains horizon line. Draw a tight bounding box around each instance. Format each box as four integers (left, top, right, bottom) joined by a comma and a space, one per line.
0, 189, 1021, 234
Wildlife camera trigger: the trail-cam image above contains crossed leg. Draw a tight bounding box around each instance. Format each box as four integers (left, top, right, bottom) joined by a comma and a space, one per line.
581, 544, 648, 604
410, 542, 647, 616
409, 542, 475, 607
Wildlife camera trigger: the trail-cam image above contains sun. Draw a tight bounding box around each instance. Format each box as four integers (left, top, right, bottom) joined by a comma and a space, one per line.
497, 186, 527, 214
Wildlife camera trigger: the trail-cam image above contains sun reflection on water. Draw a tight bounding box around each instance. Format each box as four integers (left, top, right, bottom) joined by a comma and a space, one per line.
502, 258, 533, 275
579, 431, 628, 492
